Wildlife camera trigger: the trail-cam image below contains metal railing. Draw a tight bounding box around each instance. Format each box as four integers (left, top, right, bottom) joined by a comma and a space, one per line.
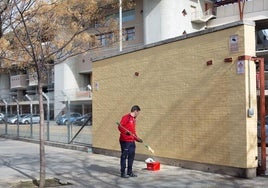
0, 121, 92, 145
0, 91, 92, 146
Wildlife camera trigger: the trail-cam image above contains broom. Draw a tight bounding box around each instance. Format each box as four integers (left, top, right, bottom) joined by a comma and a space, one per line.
116, 122, 155, 154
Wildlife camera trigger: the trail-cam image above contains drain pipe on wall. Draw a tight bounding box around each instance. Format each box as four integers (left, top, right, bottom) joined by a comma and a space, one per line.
247, 59, 254, 117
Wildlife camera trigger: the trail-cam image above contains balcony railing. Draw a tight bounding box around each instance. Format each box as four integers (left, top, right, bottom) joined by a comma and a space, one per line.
28, 72, 51, 86
58, 87, 92, 102
10, 75, 28, 89
76, 90, 91, 98
215, 0, 268, 18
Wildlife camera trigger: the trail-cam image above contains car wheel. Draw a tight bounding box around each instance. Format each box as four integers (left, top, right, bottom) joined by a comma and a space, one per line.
24, 120, 29, 124
64, 120, 68, 125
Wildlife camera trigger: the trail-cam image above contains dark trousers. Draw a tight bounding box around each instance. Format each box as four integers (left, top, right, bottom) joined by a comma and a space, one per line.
120, 141, 136, 175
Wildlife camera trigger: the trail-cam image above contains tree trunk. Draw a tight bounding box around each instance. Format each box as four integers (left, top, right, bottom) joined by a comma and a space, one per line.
38, 80, 46, 188
0, 17, 3, 38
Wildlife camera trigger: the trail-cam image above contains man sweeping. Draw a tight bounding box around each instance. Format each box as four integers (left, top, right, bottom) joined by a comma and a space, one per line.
118, 105, 143, 178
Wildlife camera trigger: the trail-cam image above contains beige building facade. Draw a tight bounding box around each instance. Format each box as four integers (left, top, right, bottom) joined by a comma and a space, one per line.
92, 21, 258, 178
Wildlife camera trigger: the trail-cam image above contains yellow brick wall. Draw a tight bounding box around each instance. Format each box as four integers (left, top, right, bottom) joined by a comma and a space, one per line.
92, 24, 258, 169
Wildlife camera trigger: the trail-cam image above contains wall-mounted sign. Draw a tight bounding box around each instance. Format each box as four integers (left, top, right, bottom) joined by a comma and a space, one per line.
229, 35, 239, 53
94, 81, 99, 91
237, 61, 245, 74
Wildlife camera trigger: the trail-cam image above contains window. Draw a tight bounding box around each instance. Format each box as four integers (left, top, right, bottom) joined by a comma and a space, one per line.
122, 9, 135, 22
123, 27, 135, 41
96, 32, 114, 46
106, 9, 135, 23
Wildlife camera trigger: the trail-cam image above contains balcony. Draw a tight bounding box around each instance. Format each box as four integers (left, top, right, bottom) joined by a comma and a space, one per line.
76, 90, 91, 99
208, 0, 268, 27
191, 8, 216, 24
75, 86, 92, 101
60, 87, 92, 103
28, 72, 49, 86
214, 0, 238, 7
10, 74, 28, 89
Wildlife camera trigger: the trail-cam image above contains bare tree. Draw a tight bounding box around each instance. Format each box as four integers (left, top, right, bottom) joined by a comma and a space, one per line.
0, 0, 134, 187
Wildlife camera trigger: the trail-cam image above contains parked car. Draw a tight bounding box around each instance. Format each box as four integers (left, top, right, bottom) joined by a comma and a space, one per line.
0, 113, 4, 123
257, 115, 268, 146
6, 114, 17, 124
56, 112, 82, 125
74, 113, 92, 126
7, 114, 29, 124
3, 114, 16, 123
19, 114, 40, 124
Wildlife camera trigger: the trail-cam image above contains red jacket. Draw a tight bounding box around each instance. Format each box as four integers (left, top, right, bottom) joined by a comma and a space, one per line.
118, 113, 139, 142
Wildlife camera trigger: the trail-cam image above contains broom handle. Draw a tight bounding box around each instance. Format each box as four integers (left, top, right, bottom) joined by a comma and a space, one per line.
116, 122, 155, 154
116, 122, 140, 140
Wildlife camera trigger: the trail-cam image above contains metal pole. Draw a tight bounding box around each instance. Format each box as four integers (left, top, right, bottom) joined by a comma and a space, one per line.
62, 91, 71, 143
25, 95, 33, 138
255, 57, 266, 175
14, 98, 19, 138
2, 99, 8, 135
259, 58, 266, 174
67, 96, 71, 142
42, 92, 50, 141
119, 0, 122, 52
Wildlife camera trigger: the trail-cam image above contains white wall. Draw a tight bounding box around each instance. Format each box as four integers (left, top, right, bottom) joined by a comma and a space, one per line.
143, 0, 205, 44
0, 74, 11, 100
55, 59, 79, 92
54, 57, 80, 117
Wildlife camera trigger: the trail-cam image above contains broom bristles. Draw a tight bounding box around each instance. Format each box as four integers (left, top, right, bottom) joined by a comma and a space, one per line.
145, 145, 155, 154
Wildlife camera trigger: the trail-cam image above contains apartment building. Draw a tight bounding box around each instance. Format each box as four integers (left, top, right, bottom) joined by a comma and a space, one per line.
55, 0, 268, 118
143, 0, 215, 44
53, 0, 144, 117
53, 0, 216, 117
1, 0, 268, 119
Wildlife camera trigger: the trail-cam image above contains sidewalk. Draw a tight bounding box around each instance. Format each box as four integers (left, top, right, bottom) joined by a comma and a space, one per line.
1, 138, 268, 188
